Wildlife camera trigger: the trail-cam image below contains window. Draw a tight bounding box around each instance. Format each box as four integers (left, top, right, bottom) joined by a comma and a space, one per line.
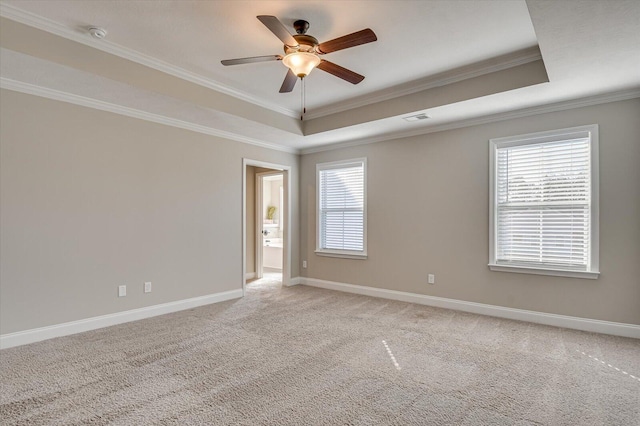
316, 158, 367, 259
489, 125, 599, 279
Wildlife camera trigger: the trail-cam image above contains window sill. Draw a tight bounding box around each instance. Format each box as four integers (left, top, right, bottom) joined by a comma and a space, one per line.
488, 264, 599, 279
315, 250, 367, 260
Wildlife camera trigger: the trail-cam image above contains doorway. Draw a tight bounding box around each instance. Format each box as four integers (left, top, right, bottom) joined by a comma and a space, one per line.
256, 171, 284, 281
242, 159, 291, 296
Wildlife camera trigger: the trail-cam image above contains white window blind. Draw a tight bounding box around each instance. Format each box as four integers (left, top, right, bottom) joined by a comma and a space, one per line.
317, 159, 366, 256
490, 125, 599, 278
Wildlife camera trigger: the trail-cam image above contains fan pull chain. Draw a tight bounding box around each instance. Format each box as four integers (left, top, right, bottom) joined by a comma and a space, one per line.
300, 77, 307, 121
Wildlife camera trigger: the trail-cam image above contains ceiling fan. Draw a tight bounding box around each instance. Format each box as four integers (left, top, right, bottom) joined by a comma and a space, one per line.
221, 16, 377, 93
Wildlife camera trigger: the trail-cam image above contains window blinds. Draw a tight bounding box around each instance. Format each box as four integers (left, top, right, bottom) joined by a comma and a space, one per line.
319, 162, 365, 252
496, 138, 591, 270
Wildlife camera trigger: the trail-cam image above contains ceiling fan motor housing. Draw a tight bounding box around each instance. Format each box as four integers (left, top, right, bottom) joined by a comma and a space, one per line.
284, 34, 319, 54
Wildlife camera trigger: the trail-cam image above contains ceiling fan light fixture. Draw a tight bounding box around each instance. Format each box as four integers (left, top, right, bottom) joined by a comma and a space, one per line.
282, 52, 320, 78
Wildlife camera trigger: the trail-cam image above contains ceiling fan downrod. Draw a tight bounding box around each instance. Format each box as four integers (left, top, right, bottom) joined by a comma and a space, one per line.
293, 19, 309, 35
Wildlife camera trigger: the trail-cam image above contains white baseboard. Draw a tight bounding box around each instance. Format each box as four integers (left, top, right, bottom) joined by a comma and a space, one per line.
288, 276, 302, 286
300, 277, 640, 339
245, 272, 256, 280
0, 289, 243, 349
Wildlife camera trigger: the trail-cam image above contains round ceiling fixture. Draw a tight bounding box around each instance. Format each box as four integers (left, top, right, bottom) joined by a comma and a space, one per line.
88, 27, 107, 39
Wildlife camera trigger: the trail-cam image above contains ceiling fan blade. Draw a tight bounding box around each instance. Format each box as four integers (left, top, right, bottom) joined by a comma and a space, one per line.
257, 15, 299, 47
221, 55, 282, 66
317, 60, 365, 84
279, 69, 298, 93
316, 28, 377, 54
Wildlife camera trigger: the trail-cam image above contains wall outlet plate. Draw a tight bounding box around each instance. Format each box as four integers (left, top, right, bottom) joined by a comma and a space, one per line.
118, 285, 126, 297
303, 260, 307, 268
144, 282, 152, 293
428, 274, 435, 285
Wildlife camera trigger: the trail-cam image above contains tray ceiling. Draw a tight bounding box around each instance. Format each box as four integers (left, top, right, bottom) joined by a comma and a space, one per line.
1, 1, 638, 152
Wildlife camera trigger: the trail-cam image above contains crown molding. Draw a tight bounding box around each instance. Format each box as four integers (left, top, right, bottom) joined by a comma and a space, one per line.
0, 78, 299, 154
0, 3, 299, 119
1, 3, 546, 122
300, 89, 640, 155
4, 76, 637, 157
304, 46, 544, 120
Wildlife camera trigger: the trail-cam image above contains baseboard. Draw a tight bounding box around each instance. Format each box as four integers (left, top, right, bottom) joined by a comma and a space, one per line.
245, 272, 256, 280
300, 277, 640, 339
288, 276, 302, 286
0, 289, 243, 349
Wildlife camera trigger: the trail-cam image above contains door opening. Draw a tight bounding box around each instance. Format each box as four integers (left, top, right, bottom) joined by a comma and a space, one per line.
242, 159, 291, 296
255, 171, 284, 281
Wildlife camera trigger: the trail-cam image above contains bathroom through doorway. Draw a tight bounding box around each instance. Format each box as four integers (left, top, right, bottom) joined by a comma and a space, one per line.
255, 171, 284, 281
242, 159, 291, 295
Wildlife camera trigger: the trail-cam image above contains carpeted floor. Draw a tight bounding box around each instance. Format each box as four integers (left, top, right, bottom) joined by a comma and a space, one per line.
1, 276, 639, 425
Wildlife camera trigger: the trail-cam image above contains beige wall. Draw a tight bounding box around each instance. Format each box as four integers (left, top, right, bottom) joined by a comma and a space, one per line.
0, 90, 299, 334
2, 88, 638, 335
300, 98, 640, 325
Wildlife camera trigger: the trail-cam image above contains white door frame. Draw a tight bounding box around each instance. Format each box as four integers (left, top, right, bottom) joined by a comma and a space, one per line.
255, 170, 284, 280
242, 158, 291, 296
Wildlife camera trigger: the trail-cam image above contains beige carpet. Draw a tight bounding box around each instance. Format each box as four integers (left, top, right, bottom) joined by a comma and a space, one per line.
1, 277, 639, 425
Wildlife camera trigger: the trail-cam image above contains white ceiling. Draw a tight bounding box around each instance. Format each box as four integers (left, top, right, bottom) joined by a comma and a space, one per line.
1, 0, 639, 152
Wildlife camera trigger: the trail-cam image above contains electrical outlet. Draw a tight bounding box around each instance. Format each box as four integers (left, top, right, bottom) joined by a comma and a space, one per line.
118, 285, 127, 297
303, 260, 307, 268
144, 282, 152, 293
428, 274, 435, 285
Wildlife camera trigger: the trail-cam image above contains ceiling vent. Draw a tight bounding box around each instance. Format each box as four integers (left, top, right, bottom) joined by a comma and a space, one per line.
403, 113, 430, 122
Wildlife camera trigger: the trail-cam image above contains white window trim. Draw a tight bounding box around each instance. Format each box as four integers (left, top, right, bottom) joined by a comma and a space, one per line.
316, 158, 368, 260
488, 124, 600, 279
